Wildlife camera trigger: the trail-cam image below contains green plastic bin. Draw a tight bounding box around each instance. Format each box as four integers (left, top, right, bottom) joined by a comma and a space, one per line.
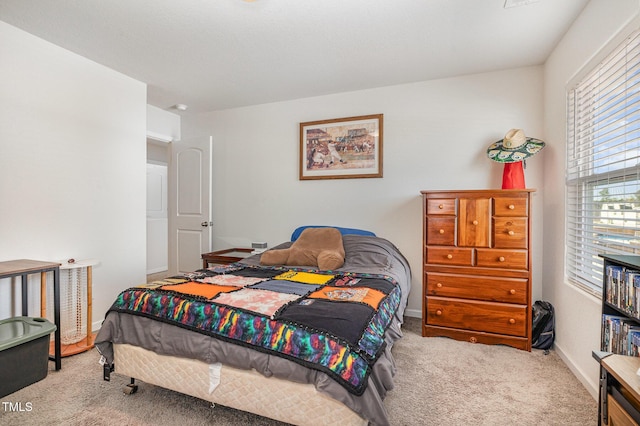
0, 316, 57, 398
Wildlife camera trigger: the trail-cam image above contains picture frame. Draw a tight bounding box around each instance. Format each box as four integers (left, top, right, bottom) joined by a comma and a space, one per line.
299, 114, 383, 180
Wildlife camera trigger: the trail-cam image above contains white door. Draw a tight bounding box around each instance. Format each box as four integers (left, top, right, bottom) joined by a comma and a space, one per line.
169, 136, 212, 274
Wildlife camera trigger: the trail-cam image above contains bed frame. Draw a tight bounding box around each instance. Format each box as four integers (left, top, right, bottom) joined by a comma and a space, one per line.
113, 343, 368, 426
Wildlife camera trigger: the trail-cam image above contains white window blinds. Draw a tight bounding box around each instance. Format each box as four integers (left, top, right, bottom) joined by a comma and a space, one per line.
566, 29, 640, 295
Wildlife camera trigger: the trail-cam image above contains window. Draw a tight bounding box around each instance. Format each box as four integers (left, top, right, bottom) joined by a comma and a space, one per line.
566, 29, 640, 295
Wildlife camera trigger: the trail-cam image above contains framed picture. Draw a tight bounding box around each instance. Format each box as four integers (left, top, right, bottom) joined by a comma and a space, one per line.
300, 114, 383, 180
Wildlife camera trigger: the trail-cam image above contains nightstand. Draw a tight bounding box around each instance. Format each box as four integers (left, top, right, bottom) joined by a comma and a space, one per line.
201, 248, 254, 268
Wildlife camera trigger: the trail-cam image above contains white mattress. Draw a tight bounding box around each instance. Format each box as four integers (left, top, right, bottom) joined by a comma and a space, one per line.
114, 343, 367, 426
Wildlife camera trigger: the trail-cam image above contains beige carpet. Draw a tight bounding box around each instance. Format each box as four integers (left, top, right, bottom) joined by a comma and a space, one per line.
0, 317, 597, 425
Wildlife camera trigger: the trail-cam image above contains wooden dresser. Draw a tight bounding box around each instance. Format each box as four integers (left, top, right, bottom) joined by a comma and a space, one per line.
421, 189, 534, 351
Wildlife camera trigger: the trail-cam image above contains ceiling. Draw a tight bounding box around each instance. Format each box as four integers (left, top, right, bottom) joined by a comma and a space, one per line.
0, 0, 589, 114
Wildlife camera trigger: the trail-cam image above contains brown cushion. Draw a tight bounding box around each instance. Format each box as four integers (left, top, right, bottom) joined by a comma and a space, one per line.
260, 227, 345, 270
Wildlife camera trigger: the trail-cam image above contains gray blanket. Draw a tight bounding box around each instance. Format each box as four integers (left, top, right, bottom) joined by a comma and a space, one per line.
95, 235, 411, 426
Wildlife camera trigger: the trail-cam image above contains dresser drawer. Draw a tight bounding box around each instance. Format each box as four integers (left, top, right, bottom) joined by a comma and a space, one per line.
493, 217, 528, 249
493, 196, 528, 217
427, 198, 456, 215
426, 297, 527, 337
426, 247, 473, 266
426, 217, 456, 245
426, 272, 528, 304
476, 249, 528, 270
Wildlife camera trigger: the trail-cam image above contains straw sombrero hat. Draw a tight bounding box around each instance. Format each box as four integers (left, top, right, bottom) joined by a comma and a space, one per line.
487, 129, 545, 163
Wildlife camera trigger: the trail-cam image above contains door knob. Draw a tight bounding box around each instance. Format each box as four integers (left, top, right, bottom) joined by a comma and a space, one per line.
201, 221, 212, 227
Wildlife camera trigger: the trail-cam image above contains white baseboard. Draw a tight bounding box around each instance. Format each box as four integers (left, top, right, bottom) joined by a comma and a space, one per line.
404, 308, 421, 318
553, 341, 599, 400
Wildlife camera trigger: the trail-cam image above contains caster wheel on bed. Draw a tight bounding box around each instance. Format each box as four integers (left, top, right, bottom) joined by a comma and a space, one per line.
123, 383, 138, 395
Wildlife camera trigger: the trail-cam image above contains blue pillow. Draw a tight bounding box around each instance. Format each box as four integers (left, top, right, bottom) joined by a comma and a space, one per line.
290, 226, 376, 242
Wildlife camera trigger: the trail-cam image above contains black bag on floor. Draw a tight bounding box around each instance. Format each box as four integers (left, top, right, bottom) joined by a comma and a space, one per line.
532, 300, 555, 353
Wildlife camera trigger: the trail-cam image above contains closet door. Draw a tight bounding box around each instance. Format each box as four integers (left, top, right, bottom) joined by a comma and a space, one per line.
147, 163, 168, 274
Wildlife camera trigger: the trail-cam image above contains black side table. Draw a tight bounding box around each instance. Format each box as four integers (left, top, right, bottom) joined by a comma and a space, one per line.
0, 260, 62, 370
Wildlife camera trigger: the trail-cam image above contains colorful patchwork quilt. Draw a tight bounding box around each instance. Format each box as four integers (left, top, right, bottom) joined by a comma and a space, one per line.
106, 264, 402, 396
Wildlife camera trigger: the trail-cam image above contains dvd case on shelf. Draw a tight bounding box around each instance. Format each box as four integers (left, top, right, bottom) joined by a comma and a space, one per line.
601, 256, 640, 357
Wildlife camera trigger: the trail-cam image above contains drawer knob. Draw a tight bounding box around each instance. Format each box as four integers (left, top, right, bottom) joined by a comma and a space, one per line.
508, 204, 515, 210
436, 282, 443, 288
509, 289, 516, 295
439, 229, 445, 234
499, 256, 505, 262
469, 337, 477, 343
509, 318, 516, 324
436, 309, 443, 316
438, 204, 444, 209
508, 230, 515, 236
447, 254, 453, 259
472, 220, 478, 225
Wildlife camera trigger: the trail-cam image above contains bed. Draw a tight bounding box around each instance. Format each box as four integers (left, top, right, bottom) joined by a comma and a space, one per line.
95, 227, 411, 426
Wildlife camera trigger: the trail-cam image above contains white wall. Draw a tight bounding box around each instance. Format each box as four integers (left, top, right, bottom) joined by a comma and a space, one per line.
0, 22, 147, 330
543, 0, 640, 398
2, 1, 623, 398
147, 104, 181, 142
182, 66, 546, 318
